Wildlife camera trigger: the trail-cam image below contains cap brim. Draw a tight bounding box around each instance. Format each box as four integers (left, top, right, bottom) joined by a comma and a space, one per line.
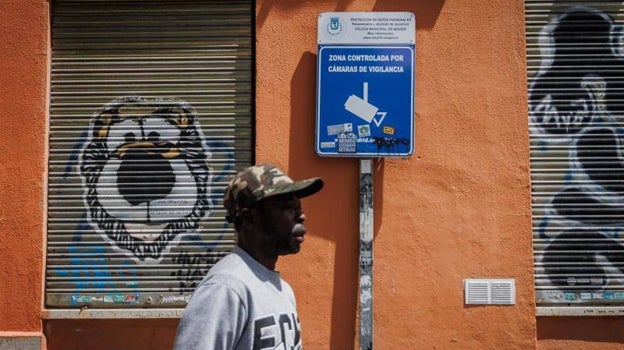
264, 177, 324, 200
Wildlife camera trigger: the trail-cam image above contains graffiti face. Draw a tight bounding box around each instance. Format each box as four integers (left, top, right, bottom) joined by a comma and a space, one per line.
81, 97, 212, 261
529, 7, 624, 134
529, 6, 624, 303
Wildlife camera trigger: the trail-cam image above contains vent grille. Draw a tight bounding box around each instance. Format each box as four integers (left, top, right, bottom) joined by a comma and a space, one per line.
464, 279, 515, 305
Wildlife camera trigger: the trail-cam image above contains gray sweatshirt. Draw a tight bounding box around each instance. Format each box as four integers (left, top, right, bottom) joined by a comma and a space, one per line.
173, 246, 303, 350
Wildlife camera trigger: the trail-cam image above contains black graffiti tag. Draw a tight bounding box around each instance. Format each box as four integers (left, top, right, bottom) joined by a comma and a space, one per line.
171, 250, 222, 294
528, 7, 624, 135
542, 229, 624, 287
372, 137, 409, 152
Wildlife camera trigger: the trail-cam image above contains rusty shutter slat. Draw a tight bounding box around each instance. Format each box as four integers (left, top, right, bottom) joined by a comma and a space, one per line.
46, 0, 253, 309
526, 1, 624, 307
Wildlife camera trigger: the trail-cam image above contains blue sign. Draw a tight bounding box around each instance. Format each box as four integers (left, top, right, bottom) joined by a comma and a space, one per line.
316, 46, 414, 157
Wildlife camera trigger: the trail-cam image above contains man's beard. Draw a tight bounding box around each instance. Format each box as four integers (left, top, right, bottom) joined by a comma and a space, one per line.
274, 236, 301, 255
261, 222, 300, 256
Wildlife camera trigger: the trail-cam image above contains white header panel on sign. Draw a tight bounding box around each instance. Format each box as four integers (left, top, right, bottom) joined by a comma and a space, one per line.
318, 12, 415, 45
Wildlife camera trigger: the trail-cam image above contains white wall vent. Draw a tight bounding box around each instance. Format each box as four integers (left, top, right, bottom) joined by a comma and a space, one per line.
464, 279, 515, 305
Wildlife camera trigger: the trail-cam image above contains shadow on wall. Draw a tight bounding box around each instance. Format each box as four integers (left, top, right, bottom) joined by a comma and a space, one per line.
373, 0, 444, 29
44, 319, 179, 350
257, 0, 355, 30
257, 0, 445, 31
289, 51, 379, 350
538, 317, 624, 344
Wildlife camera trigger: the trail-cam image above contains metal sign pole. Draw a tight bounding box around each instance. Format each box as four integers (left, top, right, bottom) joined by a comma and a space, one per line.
359, 158, 373, 350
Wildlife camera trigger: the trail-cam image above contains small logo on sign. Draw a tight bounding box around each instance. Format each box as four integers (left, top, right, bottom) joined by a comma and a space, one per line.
358, 124, 371, 137
382, 126, 395, 135
328, 17, 342, 35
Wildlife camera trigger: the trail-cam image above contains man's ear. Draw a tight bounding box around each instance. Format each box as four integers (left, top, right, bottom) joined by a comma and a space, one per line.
239, 207, 255, 228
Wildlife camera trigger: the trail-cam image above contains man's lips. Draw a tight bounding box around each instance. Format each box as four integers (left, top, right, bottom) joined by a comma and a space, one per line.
292, 223, 307, 242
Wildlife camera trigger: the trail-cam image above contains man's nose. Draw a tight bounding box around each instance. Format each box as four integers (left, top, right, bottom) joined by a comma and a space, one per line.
297, 213, 306, 223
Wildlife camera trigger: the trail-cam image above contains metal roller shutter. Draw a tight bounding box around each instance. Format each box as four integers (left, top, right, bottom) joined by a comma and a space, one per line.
46, 0, 253, 310
526, 1, 624, 312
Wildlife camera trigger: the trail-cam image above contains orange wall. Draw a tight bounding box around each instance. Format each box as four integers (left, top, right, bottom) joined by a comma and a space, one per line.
0, 0, 48, 333
3, 0, 624, 349
255, 0, 536, 349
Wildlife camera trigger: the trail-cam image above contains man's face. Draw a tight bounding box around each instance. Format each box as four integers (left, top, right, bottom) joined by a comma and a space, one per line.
254, 194, 306, 256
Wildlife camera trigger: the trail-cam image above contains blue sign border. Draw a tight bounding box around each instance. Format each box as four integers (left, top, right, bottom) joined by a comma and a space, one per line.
316, 45, 415, 157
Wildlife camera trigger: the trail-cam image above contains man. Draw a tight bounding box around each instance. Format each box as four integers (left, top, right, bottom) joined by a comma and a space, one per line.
173, 163, 323, 350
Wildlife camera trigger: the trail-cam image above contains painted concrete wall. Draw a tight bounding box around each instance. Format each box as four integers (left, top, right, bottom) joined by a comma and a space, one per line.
2, 0, 624, 349
255, 1, 536, 348
0, 0, 48, 339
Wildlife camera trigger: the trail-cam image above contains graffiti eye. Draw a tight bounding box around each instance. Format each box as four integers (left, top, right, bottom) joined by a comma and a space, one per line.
106, 119, 142, 152
124, 133, 137, 143
143, 118, 181, 144
148, 131, 160, 143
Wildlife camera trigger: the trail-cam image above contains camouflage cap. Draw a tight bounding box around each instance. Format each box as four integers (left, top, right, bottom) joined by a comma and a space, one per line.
223, 163, 324, 223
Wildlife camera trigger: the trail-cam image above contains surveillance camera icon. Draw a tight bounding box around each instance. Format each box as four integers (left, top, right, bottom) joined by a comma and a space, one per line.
344, 83, 387, 127
344, 95, 378, 123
